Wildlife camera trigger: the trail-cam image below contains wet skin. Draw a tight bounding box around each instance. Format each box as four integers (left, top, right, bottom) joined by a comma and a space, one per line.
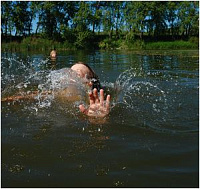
79, 88, 110, 118
71, 64, 111, 118
1, 64, 111, 118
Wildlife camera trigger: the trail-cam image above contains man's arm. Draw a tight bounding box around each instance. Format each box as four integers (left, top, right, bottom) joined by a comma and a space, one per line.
1, 91, 52, 102
79, 88, 110, 118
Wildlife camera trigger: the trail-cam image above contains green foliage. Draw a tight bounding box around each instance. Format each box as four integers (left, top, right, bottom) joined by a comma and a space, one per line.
125, 32, 136, 41
22, 37, 53, 50
1, 1, 199, 51
2, 42, 20, 51
1, 1, 13, 36
124, 40, 145, 50
99, 38, 122, 49
22, 37, 32, 44
145, 41, 198, 50
98, 37, 198, 50
2, 37, 198, 52
74, 31, 95, 49
73, 2, 92, 32
189, 37, 199, 45
63, 40, 75, 50
61, 28, 76, 43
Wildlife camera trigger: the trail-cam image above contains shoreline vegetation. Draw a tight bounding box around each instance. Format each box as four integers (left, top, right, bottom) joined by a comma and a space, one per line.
1, 36, 199, 52
2, 1, 199, 52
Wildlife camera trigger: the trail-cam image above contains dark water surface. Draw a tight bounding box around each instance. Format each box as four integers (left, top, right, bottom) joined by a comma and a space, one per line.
1, 50, 199, 187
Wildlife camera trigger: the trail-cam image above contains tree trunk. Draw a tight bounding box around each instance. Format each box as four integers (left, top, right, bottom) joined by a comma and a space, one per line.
5, 20, 8, 36
28, 15, 33, 36
1, 28, 4, 37
140, 31, 143, 40
92, 22, 95, 33
35, 23, 40, 35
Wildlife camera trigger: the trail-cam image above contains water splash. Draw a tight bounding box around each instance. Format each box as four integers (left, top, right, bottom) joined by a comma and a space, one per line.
114, 68, 167, 109
1, 55, 198, 133
1, 56, 90, 117
112, 67, 168, 130
2, 56, 168, 122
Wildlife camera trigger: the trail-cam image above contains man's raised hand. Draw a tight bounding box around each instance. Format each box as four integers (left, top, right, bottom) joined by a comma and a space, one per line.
79, 88, 110, 118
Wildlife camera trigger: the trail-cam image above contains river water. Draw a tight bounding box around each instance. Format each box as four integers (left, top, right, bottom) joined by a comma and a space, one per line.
1, 50, 199, 187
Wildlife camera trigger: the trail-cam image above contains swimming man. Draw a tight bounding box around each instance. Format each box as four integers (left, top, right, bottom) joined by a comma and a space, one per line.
1, 62, 111, 118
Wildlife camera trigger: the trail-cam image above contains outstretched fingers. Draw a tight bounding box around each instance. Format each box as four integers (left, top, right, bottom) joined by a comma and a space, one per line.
89, 91, 95, 105
98, 88, 111, 111
81, 88, 111, 118
93, 88, 99, 103
100, 89, 104, 106
106, 94, 111, 111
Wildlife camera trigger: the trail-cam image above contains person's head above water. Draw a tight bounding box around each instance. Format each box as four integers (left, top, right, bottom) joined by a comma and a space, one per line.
71, 62, 101, 91
2, 61, 110, 118
50, 50, 57, 58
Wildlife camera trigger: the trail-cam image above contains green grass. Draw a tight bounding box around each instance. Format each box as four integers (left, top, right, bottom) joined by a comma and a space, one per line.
1, 37, 199, 52
98, 38, 198, 50
144, 40, 198, 50
1, 37, 76, 52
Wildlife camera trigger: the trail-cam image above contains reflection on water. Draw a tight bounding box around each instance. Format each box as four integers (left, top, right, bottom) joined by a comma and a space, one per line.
1, 50, 199, 187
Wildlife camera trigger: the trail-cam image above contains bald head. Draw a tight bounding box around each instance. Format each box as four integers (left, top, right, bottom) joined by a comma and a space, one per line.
71, 62, 101, 91
71, 63, 92, 79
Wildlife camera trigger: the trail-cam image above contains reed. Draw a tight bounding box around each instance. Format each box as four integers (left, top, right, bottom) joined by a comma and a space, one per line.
99, 38, 198, 50
144, 40, 198, 50
1, 37, 198, 52
1, 37, 75, 52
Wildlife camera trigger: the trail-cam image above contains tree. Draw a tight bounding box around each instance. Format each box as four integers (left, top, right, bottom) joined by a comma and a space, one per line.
39, 2, 57, 38
27, 1, 39, 36
166, 2, 179, 39
90, 1, 103, 33
12, 1, 30, 36
101, 2, 115, 39
71, 2, 95, 48
1, 1, 199, 44
147, 2, 168, 39
177, 1, 199, 38
1, 1, 14, 37
124, 2, 149, 39
57, 1, 78, 38
72, 2, 92, 32
112, 1, 125, 39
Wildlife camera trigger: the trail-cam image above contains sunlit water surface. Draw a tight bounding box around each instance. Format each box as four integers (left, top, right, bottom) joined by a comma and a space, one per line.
1, 50, 199, 187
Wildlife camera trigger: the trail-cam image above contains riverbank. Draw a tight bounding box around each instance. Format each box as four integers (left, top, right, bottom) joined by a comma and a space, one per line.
1, 36, 199, 52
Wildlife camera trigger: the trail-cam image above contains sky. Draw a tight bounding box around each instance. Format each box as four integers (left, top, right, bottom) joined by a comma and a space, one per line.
32, 16, 38, 34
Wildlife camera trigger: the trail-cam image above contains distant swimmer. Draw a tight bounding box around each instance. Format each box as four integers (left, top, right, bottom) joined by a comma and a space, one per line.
50, 50, 57, 58
2, 62, 111, 118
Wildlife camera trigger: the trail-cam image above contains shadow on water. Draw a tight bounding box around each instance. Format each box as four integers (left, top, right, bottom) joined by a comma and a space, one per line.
1, 50, 199, 187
